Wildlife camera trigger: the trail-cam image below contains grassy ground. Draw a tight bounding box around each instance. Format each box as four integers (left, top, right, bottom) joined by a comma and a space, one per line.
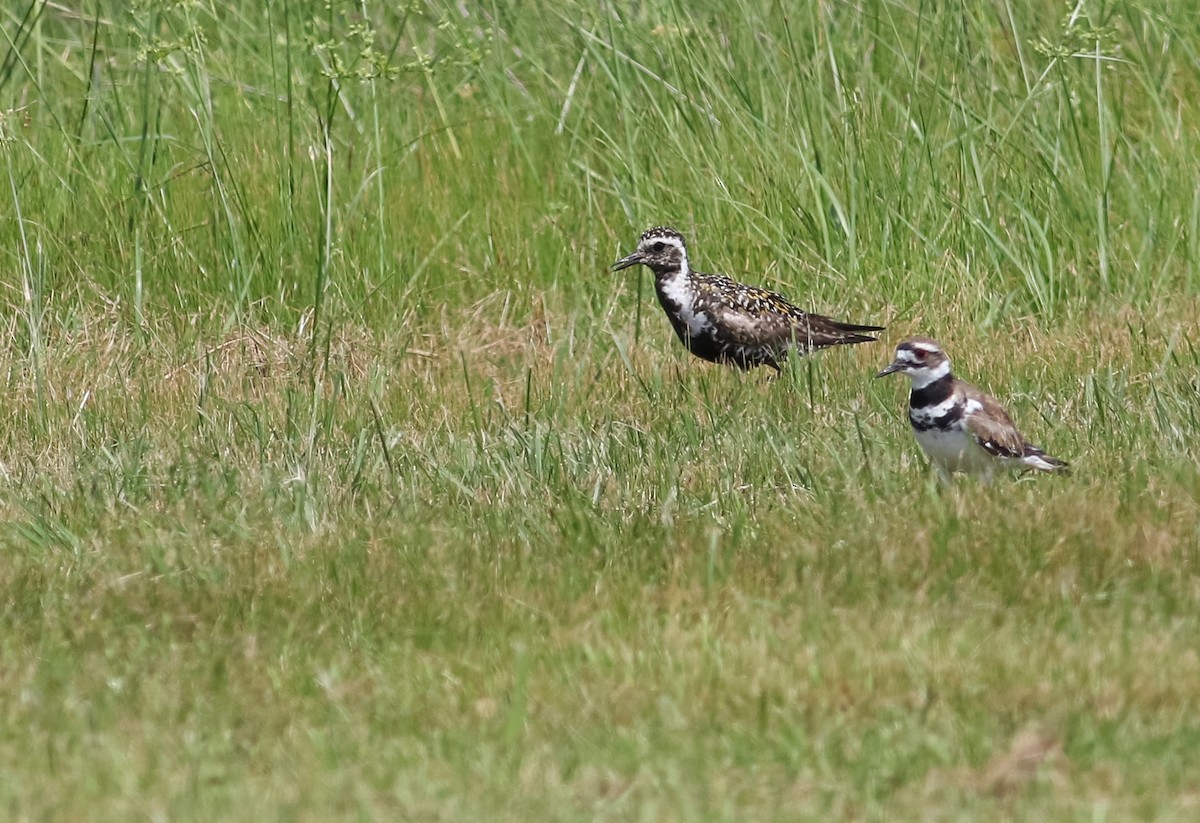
2, 0, 1199, 819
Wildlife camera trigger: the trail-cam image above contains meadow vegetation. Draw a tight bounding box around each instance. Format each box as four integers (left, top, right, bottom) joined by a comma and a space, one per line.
2, 0, 1199, 819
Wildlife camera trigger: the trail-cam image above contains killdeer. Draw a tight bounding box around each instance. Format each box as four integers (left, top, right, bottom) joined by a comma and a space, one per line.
876, 337, 1069, 479
611, 227, 883, 372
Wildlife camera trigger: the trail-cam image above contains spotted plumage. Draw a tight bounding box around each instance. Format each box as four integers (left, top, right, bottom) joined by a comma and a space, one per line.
611, 226, 883, 371
876, 337, 1069, 480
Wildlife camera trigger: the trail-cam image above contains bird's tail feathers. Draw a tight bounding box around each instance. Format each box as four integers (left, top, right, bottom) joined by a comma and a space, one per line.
831, 320, 886, 334
1020, 444, 1069, 473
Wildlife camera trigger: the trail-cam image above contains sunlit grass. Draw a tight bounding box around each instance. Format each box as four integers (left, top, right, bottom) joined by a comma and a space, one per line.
1, 0, 1199, 819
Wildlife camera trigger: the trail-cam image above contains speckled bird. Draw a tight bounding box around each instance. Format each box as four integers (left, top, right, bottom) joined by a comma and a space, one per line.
611, 226, 883, 371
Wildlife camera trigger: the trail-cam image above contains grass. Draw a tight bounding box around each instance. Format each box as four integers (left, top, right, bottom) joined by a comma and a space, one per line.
2, 0, 1200, 818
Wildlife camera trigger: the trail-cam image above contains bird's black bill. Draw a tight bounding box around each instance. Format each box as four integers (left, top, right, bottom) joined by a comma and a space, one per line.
610, 253, 641, 272
875, 362, 903, 378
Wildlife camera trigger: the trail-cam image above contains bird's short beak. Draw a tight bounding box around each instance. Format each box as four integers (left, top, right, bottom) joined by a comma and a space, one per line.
611, 252, 642, 272
875, 361, 903, 379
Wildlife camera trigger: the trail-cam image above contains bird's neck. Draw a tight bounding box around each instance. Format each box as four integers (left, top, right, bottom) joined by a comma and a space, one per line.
908, 360, 951, 389
652, 256, 691, 284
907, 374, 955, 412
909, 366, 955, 407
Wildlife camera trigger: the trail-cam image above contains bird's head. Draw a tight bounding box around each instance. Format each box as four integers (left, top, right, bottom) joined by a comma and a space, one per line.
611, 226, 689, 276
876, 337, 952, 386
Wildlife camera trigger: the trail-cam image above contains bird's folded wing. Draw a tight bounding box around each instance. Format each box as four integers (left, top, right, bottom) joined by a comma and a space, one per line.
695, 276, 871, 350
965, 397, 1027, 459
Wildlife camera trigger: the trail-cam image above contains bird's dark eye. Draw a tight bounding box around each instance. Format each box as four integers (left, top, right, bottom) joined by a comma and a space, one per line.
652, 242, 665, 252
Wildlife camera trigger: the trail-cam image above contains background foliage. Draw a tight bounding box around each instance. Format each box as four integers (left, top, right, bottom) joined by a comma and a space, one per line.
2, 1, 1198, 819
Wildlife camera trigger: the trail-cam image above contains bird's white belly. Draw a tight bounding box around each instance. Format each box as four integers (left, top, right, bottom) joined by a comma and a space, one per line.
914, 427, 991, 475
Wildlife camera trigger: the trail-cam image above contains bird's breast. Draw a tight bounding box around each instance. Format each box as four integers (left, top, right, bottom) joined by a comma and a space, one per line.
908, 394, 967, 432
913, 426, 987, 473
656, 274, 712, 338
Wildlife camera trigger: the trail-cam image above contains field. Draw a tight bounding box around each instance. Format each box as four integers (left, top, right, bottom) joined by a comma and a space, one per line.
2, 0, 1199, 819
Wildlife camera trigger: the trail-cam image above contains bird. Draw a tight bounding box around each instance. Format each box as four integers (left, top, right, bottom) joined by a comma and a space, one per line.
875, 337, 1069, 480
610, 226, 883, 372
